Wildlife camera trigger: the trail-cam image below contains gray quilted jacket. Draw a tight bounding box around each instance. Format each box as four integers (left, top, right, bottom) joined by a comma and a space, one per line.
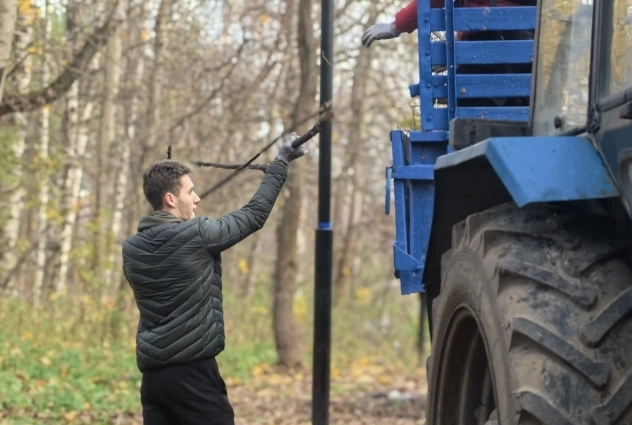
122, 161, 287, 372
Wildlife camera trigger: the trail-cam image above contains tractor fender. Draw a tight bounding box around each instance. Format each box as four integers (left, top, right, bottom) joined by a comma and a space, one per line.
422, 135, 620, 333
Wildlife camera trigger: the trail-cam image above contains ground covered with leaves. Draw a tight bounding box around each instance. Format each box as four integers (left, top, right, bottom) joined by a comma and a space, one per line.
1, 286, 427, 424
228, 362, 427, 425
1, 346, 427, 425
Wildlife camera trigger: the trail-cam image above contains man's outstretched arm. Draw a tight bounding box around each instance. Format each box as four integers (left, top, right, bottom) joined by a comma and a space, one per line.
199, 134, 307, 254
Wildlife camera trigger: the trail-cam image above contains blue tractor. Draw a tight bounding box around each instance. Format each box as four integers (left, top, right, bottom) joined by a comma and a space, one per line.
385, 0, 632, 423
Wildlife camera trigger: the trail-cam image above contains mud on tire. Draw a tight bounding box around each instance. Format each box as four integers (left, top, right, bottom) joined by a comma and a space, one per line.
425, 203, 632, 425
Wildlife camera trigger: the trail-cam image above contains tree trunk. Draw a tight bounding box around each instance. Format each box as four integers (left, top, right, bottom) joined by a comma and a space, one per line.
4, 0, 34, 295
55, 82, 96, 296
94, 0, 124, 280
272, 0, 317, 368
132, 0, 170, 218
53, 0, 101, 294
142, 0, 170, 162
32, 13, 52, 306
238, 230, 261, 299
0, 0, 17, 100
334, 16, 374, 304
104, 16, 143, 301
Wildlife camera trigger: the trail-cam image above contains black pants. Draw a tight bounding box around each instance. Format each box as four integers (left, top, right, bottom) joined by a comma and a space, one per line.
140, 357, 235, 425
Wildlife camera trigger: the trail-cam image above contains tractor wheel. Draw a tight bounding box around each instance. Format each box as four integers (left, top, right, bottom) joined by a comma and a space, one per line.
425, 203, 632, 425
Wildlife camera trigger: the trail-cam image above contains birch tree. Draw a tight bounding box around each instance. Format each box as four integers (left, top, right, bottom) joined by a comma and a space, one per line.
4, 0, 36, 295
32, 9, 51, 306
0, 0, 17, 100
54, 0, 101, 295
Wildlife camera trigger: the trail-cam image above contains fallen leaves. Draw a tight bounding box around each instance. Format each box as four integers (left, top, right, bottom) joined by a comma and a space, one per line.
224, 358, 428, 425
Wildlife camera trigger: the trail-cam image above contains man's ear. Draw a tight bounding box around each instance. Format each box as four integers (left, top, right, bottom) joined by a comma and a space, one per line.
163, 192, 176, 209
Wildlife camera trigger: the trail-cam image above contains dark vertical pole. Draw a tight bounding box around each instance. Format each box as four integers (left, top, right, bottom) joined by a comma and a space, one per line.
312, 0, 333, 421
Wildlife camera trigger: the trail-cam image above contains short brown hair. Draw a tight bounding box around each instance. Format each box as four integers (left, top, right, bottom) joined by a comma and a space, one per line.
143, 160, 192, 210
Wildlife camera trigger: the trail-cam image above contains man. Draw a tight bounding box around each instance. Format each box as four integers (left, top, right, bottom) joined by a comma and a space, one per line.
122, 133, 307, 425
361, 0, 536, 47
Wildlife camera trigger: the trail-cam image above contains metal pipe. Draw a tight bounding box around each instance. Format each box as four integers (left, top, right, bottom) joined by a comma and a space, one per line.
311, 0, 333, 420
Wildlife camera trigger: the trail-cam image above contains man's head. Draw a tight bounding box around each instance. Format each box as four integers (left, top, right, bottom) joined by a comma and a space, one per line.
143, 160, 200, 220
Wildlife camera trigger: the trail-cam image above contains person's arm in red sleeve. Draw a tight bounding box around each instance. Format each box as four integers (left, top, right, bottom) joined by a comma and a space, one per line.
363, 0, 446, 47
394, 0, 445, 33
393, 0, 418, 33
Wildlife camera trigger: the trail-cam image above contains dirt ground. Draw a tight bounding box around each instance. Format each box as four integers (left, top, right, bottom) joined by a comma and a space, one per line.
107, 366, 428, 425
228, 368, 428, 425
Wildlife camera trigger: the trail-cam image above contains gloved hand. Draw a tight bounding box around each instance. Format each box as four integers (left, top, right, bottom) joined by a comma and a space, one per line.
274, 132, 308, 165
361, 22, 401, 47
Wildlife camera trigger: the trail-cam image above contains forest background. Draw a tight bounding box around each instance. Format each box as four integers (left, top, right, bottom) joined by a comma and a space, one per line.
0, 0, 427, 422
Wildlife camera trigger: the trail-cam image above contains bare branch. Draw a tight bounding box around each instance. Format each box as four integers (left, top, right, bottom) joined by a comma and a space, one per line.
195, 102, 334, 199
0, 0, 123, 117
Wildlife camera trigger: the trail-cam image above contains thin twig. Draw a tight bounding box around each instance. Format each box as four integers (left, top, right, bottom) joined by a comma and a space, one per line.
195, 102, 333, 199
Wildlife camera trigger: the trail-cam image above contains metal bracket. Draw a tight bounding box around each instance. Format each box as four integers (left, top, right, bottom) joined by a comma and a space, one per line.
393, 244, 423, 272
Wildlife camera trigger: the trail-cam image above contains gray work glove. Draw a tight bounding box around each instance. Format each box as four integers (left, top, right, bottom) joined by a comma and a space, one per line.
274, 132, 308, 164
362, 22, 401, 47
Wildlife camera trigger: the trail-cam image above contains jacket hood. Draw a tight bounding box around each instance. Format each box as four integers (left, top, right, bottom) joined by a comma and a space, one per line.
138, 211, 183, 231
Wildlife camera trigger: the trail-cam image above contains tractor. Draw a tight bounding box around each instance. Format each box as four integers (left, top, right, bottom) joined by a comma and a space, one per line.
385, 0, 632, 423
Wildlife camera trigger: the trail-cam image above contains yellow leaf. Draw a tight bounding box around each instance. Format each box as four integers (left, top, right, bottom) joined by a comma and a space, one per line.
260, 14, 270, 25
20, 331, 33, 341
141, 28, 150, 41
355, 287, 374, 305
293, 293, 307, 324
18, 0, 30, 14
63, 410, 78, 422
251, 365, 265, 377
237, 258, 249, 275
356, 357, 370, 367
40, 356, 51, 366
377, 375, 391, 384
331, 368, 340, 380
266, 373, 282, 384
226, 377, 240, 386
84, 402, 91, 410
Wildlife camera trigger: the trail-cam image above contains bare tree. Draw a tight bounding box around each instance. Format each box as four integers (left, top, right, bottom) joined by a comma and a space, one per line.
93, 0, 125, 276
0, 0, 122, 117
273, 0, 318, 368
333, 7, 376, 304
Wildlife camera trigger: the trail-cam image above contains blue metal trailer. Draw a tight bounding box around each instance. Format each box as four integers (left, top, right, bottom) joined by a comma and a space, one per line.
385, 1, 632, 423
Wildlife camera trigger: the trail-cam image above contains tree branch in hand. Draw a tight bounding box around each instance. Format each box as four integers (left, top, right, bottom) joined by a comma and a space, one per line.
193, 102, 333, 198
194, 161, 268, 172
193, 102, 334, 173
290, 101, 333, 148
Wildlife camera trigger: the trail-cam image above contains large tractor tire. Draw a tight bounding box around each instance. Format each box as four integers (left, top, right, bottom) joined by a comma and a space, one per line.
425, 203, 632, 425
